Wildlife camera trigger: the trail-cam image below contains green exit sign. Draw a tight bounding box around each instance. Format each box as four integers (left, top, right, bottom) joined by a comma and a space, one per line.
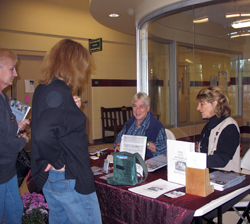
89, 38, 102, 53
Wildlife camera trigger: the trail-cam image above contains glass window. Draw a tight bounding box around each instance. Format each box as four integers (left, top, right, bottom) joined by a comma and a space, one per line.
178, 45, 241, 125
138, 0, 250, 128
148, 39, 171, 125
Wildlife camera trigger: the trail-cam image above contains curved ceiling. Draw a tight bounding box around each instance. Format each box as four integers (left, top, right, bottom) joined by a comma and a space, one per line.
89, 0, 143, 36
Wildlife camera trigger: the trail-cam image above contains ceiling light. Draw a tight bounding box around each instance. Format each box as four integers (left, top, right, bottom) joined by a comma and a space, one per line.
241, 13, 250, 17
241, 33, 250, 37
226, 14, 240, 18
232, 19, 250, 28
108, 13, 120, 18
185, 59, 193, 63
193, 17, 209, 23
226, 13, 250, 18
230, 34, 240, 38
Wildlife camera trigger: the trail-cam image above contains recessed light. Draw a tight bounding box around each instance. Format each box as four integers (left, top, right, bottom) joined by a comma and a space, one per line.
232, 19, 250, 29
226, 14, 240, 18
226, 13, 250, 18
193, 17, 209, 23
241, 33, 250, 37
230, 34, 240, 38
241, 13, 250, 17
108, 13, 120, 18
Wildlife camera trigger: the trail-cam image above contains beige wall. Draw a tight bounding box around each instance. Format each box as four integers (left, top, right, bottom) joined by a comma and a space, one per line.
91, 42, 137, 139
0, 0, 137, 142
1, 0, 249, 143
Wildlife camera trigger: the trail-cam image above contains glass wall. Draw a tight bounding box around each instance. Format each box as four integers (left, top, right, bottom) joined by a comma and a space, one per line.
138, 0, 250, 128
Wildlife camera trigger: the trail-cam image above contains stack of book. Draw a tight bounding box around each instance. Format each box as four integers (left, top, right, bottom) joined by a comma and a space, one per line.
210, 170, 246, 191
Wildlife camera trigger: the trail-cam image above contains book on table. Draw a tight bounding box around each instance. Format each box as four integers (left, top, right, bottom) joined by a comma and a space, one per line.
10, 98, 31, 133
209, 170, 246, 191
88, 146, 108, 155
145, 153, 167, 172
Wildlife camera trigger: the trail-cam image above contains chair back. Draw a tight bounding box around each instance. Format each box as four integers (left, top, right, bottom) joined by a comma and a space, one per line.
241, 148, 250, 171
165, 129, 176, 140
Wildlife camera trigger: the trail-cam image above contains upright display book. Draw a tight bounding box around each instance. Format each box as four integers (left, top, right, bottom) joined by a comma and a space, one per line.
120, 135, 147, 176
210, 170, 246, 191
167, 139, 195, 185
145, 153, 167, 172
10, 98, 31, 133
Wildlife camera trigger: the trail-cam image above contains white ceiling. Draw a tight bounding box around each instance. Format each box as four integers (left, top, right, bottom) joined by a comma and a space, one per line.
40, 0, 140, 35
89, 0, 143, 36
89, 0, 250, 37
40, 0, 250, 37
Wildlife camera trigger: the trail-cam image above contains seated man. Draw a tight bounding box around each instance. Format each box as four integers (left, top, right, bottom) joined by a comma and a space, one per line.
114, 92, 167, 157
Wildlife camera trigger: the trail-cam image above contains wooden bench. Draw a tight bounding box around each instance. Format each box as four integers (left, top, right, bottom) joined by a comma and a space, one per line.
101, 106, 133, 142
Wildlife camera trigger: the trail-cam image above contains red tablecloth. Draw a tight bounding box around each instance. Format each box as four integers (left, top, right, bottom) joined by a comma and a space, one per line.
92, 151, 250, 224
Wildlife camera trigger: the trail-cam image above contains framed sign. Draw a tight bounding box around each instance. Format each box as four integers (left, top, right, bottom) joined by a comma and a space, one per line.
218, 71, 227, 93
89, 38, 102, 53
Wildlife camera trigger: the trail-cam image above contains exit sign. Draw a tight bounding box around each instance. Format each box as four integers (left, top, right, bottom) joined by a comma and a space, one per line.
89, 38, 102, 53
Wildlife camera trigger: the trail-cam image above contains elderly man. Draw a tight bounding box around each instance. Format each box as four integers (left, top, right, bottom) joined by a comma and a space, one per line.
114, 92, 167, 157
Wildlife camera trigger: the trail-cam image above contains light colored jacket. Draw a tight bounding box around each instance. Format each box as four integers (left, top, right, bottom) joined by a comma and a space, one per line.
208, 117, 240, 173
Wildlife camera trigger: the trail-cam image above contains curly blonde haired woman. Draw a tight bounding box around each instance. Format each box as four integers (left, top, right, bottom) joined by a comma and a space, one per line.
197, 86, 240, 173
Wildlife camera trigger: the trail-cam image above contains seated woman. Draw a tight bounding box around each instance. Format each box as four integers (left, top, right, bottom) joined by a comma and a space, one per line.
114, 92, 167, 157
196, 86, 240, 172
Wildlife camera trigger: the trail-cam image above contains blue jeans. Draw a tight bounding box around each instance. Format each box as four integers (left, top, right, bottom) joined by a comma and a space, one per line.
0, 175, 23, 224
43, 169, 102, 224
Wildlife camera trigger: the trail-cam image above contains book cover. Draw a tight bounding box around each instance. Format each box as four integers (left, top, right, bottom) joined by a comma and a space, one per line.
210, 170, 246, 191
167, 139, 195, 185
10, 97, 31, 133
145, 153, 167, 172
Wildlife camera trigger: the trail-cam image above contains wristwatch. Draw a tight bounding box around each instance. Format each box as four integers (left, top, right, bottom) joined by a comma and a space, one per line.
147, 142, 150, 147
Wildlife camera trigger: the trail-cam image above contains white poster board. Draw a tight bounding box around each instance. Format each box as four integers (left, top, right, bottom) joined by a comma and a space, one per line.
167, 139, 195, 185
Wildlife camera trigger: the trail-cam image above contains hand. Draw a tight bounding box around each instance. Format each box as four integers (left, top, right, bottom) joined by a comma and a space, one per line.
44, 164, 65, 172
147, 142, 156, 154
73, 95, 81, 108
18, 119, 30, 132
20, 132, 29, 143
44, 164, 52, 172
114, 143, 120, 152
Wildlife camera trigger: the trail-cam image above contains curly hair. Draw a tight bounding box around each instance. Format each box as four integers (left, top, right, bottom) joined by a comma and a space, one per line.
39, 39, 91, 91
196, 86, 231, 118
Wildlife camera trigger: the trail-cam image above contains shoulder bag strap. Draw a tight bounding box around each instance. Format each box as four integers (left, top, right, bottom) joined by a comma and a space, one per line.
135, 153, 148, 184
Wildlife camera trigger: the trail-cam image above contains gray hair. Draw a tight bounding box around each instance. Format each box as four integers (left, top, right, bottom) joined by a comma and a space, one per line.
0, 48, 18, 68
132, 92, 150, 107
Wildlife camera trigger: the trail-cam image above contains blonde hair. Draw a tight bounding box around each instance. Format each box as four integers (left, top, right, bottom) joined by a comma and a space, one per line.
132, 92, 150, 107
0, 48, 18, 68
196, 86, 231, 118
39, 39, 91, 91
